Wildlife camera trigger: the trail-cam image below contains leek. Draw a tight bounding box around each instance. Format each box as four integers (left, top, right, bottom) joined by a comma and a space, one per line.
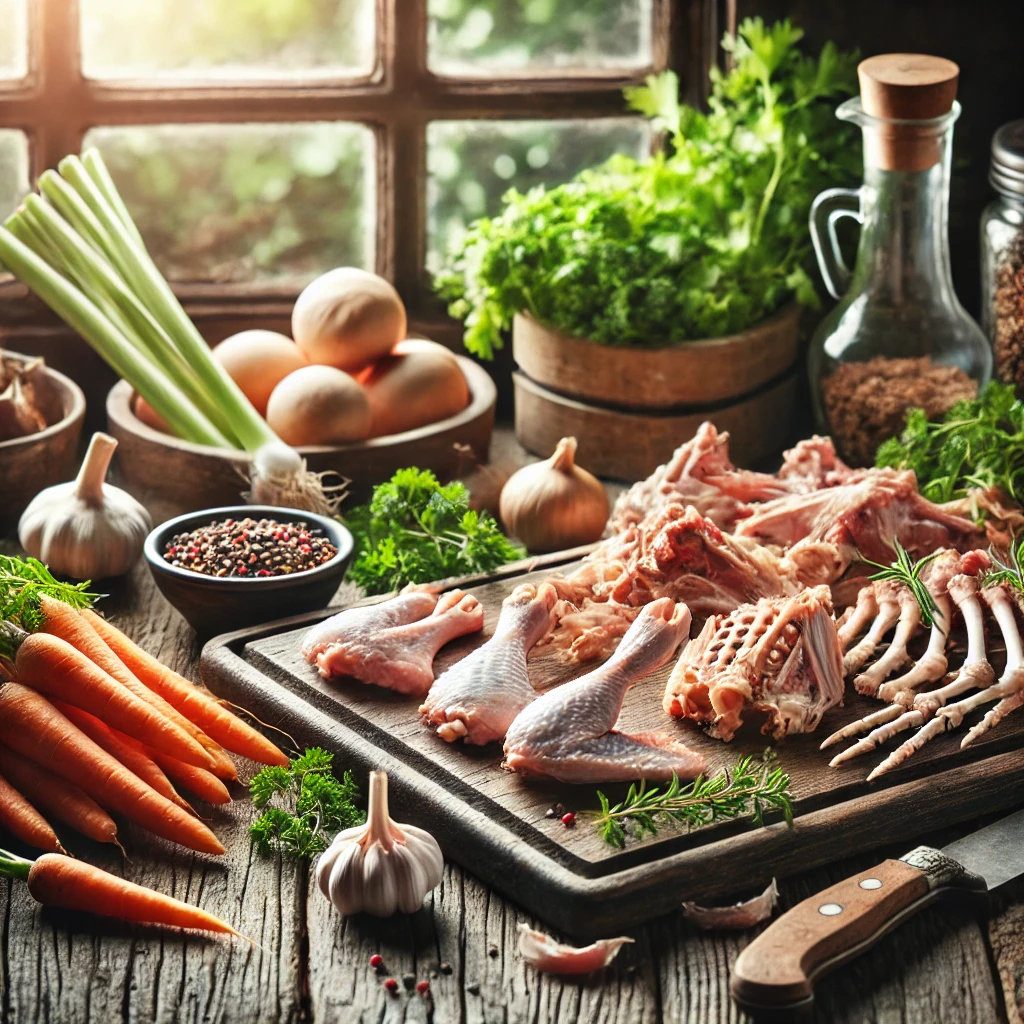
0, 149, 340, 514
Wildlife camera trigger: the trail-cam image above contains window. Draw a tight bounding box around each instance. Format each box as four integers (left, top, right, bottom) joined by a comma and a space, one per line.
0, 0, 714, 330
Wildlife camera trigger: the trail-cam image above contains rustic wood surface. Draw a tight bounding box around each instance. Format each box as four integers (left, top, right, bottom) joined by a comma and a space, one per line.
2, 428, 1023, 1023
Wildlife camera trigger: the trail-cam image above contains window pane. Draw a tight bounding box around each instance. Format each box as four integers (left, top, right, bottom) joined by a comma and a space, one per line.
0, 0, 28, 79
80, 0, 374, 80
428, 0, 652, 75
427, 118, 648, 272
0, 130, 29, 221
84, 123, 374, 286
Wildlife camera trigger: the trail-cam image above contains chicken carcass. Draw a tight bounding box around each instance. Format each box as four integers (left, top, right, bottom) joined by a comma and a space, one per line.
503, 599, 704, 784
419, 582, 558, 745
735, 468, 984, 566
663, 585, 844, 742
546, 503, 835, 662
301, 584, 439, 662
313, 589, 484, 695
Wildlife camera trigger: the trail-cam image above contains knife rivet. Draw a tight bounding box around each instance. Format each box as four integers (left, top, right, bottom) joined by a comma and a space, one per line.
818, 903, 843, 916
859, 878, 883, 890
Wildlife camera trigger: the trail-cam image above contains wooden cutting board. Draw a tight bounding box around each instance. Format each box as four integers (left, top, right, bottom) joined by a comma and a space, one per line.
200, 557, 1024, 939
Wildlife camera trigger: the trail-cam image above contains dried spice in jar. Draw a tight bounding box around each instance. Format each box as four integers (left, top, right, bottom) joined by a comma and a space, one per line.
163, 517, 337, 578
982, 121, 1024, 396
820, 356, 977, 466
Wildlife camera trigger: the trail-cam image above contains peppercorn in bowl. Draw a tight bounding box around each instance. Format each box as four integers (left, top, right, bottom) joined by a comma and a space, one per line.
144, 505, 353, 637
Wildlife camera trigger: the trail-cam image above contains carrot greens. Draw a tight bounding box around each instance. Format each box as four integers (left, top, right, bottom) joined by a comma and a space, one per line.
592, 753, 793, 848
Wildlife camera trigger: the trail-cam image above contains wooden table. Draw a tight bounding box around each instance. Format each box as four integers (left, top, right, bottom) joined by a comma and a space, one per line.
3, 431, 1024, 1024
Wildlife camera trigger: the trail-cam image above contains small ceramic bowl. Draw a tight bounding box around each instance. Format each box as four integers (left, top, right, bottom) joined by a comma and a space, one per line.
144, 505, 354, 637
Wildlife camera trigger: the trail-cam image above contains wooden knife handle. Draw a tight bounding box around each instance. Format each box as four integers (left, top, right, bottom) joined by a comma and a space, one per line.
730, 859, 930, 1010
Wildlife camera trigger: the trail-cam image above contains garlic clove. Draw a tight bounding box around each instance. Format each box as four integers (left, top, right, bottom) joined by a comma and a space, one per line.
499, 437, 609, 554
315, 770, 443, 919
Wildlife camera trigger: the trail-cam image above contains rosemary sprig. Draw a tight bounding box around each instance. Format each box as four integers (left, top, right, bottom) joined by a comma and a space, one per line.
591, 752, 794, 849
861, 540, 941, 628
984, 535, 1024, 595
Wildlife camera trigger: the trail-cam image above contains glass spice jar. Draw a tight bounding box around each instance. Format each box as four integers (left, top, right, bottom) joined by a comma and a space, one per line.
807, 55, 991, 466
981, 120, 1024, 397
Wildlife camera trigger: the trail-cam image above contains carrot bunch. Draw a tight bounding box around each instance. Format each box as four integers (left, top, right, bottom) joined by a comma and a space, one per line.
0, 559, 288, 857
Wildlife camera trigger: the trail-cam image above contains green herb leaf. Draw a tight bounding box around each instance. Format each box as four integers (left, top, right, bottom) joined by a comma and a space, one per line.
342, 468, 525, 595
591, 751, 793, 848
436, 18, 859, 359
249, 747, 363, 859
862, 539, 941, 628
984, 535, 1024, 595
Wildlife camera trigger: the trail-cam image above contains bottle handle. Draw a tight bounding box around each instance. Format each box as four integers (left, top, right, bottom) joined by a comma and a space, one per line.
810, 187, 862, 300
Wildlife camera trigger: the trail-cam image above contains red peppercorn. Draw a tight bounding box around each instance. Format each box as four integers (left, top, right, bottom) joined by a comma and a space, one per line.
416, 980, 430, 996
237, 565, 248, 575
383, 978, 398, 993
561, 812, 576, 827
369, 954, 383, 969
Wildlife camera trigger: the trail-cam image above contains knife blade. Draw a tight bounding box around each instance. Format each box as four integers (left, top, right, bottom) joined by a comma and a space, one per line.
730, 807, 1024, 1015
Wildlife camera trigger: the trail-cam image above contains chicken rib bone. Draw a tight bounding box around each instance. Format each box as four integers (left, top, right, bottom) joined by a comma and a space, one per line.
502, 599, 704, 784
663, 585, 844, 742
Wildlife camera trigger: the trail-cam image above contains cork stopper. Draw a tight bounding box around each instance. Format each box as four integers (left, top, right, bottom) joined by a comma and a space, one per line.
857, 54, 959, 172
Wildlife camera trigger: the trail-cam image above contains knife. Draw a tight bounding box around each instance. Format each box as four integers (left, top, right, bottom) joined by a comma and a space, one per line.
730, 806, 1024, 1016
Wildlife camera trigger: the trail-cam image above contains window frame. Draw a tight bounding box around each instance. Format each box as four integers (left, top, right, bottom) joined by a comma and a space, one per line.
0, 0, 730, 328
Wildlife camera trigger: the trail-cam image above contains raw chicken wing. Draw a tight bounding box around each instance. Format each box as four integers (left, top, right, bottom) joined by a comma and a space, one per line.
420, 582, 558, 745
503, 599, 704, 784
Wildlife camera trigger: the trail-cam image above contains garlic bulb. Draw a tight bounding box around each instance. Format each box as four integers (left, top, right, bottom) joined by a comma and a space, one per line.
316, 771, 443, 917
499, 437, 609, 553
18, 432, 152, 579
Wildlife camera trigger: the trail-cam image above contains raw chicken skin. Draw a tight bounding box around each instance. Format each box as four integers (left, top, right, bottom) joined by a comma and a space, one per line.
315, 589, 484, 695
300, 584, 439, 661
503, 599, 705, 784
419, 583, 558, 745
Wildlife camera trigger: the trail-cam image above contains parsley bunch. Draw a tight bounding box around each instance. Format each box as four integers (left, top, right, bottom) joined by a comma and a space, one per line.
436, 18, 859, 358
875, 382, 1024, 504
249, 748, 363, 858
343, 468, 524, 595
592, 752, 793, 848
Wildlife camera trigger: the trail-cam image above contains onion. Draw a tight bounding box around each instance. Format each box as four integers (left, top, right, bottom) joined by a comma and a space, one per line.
292, 267, 406, 373
499, 437, 608, 553
212, 329, 307, 416
265, 365, 372, 446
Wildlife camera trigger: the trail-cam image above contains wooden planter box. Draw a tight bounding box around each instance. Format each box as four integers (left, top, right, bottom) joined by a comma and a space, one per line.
512, 304, 801, 478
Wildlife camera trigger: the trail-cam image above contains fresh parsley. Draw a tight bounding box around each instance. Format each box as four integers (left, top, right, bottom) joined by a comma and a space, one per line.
876, 381, 1024, 505
249, 748, 363, 858
343, 467, 524, 595
436, 18, 859, 359
592, 752, 794, 848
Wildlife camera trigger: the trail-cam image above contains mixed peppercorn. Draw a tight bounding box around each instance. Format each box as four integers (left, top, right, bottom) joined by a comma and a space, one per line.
163, 517, 338, 578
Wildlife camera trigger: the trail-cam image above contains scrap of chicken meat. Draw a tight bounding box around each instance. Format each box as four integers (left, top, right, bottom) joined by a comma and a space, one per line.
735, 468, 985, 567
821, 549, 1024, 778
663, 585, 844, 742
503, 599, 705, 784
545, 503, 839, 663
301, 583, 439, 661
610, 422, 853, 534
419, 582, 558, 745
312, 589, 484, 695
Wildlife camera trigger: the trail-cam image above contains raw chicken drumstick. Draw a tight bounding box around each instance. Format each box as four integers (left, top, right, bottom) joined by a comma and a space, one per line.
419, 583, 558, 745
503, 599, 704, 784
301, 584, 439, 662
313, 589, 484, 696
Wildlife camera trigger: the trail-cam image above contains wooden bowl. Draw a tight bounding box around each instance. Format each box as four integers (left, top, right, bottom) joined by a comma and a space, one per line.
107, 355, 496, 517
0, 353, 86, 526
144, 505, 354, 637
512, 303, 801, 410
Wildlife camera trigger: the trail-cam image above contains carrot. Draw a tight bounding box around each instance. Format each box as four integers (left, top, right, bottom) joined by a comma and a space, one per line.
145, 749, 231, 805
0, 770, 62, 853
44, 599, 239, 781
83, 608, 287, 767
51, 701, 192, 814
0, 747, 119, 848
11, 630, 215, 772
0, 848, 242, 936
0, 684, 224, 856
